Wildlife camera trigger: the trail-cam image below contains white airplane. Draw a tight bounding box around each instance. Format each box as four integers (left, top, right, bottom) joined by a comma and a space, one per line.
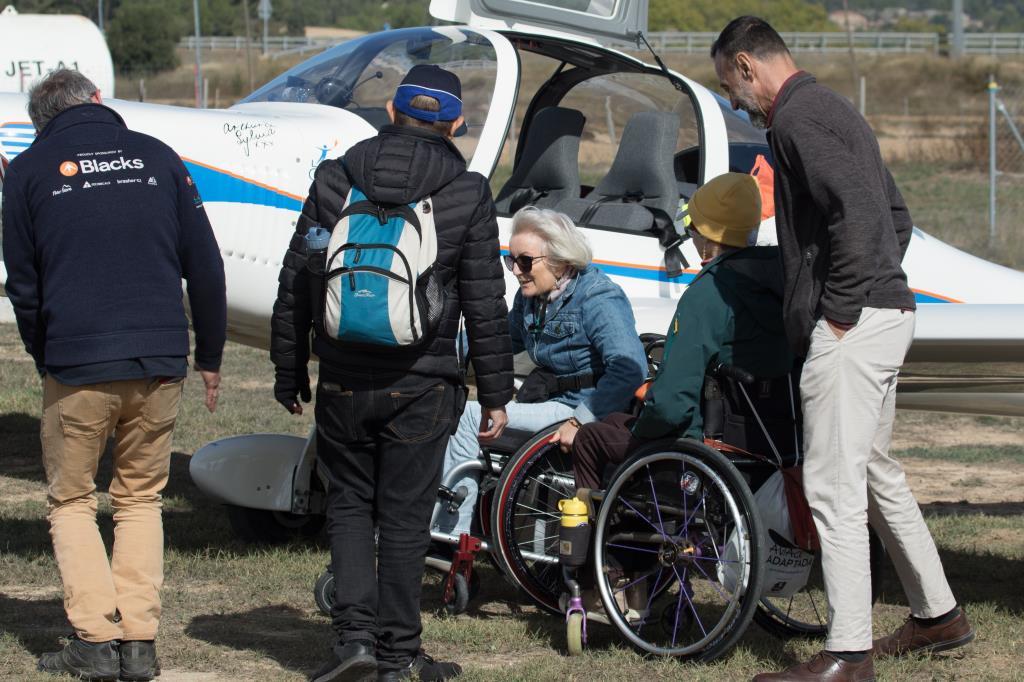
2, 0, 1022, 530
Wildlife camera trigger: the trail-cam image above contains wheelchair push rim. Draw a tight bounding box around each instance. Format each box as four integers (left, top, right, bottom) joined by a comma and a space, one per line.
490, 423, 575, 614
593, 440, 765, 660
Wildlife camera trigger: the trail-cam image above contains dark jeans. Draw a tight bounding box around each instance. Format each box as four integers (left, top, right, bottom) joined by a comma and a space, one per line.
572, 412, 646, 490
315, 365, 456, 670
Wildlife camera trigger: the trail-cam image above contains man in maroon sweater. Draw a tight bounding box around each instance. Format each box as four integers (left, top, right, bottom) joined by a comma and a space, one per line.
711, 16, 973, 682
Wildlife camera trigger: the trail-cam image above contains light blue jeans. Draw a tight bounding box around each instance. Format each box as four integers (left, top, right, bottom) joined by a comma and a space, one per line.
432, 399, 575, 535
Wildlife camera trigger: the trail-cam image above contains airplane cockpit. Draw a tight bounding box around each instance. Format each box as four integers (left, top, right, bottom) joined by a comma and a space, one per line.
240, 22, 771, 260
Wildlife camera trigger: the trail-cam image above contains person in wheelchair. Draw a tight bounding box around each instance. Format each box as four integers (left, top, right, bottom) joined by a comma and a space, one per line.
434, 206, 647, 536
568, 172, 793, 618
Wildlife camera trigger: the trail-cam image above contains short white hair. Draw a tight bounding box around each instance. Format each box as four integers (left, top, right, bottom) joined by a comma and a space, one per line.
511, 206, 592, 270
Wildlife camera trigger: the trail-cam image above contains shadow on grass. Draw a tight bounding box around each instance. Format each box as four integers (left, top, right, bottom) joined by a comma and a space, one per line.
874, 543, 1023, 616
186, 604, 334, 675
0, 594, 69, 656
922, 500, 1024, 516
0, 422, 206, 508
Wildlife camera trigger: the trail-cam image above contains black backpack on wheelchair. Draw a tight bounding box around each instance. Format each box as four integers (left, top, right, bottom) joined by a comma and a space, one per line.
702, 363, 803, 466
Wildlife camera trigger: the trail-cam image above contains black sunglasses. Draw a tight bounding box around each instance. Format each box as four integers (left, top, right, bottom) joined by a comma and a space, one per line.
503, 254, 546, 273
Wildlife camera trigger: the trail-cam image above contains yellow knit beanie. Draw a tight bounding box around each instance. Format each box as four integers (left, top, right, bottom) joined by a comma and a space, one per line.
688, 172, 762, 248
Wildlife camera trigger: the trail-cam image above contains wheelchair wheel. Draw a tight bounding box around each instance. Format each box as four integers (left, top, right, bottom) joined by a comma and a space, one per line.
593, 439, 765, 661
443, 573, 471, 616
753, 526, 886, 638
490, 423, 575, 614
313, 568, 334, 616
566, 612, 585, 656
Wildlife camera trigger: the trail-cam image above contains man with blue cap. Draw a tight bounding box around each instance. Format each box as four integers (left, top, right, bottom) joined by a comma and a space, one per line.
271, 65, 513, 681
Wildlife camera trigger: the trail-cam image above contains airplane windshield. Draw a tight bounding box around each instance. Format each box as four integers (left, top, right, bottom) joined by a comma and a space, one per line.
241, 27, 501, 159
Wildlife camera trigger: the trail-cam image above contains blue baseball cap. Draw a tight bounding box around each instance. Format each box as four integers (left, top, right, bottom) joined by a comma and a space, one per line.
394, 65, 467, 137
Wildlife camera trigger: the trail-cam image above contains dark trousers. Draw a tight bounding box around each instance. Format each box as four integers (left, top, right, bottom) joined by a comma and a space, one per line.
572, 412, 645, 490
315, 365, 456, 670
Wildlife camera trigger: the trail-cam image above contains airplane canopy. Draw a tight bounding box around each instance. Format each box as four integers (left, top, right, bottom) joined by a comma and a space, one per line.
429, 0, 648, 43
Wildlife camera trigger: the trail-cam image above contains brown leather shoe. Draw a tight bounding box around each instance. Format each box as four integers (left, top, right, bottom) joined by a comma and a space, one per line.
751, 651, 874, 682
872, 609, 975, 657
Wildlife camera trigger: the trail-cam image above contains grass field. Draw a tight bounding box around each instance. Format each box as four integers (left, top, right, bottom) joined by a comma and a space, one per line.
1, 323, 1022, 681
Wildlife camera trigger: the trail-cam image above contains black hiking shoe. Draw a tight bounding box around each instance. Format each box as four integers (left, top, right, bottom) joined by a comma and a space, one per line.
37, 635, 120, 681
378, 651, 462, 681
120, 640, 161, 681
310, 641, 378, 682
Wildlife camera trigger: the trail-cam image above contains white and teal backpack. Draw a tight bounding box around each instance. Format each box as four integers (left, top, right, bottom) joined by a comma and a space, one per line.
320, 186, 445, 348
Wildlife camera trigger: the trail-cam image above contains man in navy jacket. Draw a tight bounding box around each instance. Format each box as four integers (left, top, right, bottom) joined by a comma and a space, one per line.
2, 69, 226, 681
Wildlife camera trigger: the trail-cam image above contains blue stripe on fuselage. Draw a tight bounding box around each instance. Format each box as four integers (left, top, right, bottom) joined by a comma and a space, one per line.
182, 160, 303, 212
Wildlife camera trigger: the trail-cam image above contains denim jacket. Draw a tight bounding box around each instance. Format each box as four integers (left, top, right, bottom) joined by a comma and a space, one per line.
509, 266, 647, 423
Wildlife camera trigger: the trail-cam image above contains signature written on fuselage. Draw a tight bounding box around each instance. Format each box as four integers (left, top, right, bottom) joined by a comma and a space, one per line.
222, 121, 276, 157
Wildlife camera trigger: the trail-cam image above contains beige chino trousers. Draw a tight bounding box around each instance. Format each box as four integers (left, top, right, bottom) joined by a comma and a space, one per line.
800, 307, 956, 651
41, 375, 182, 643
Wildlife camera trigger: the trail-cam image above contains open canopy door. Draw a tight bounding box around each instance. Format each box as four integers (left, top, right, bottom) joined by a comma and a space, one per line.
430, 0, 648, 44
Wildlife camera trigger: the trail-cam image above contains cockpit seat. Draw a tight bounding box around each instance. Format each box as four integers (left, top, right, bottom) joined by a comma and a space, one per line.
555, 111, 680, 234
494, 106, 586, 215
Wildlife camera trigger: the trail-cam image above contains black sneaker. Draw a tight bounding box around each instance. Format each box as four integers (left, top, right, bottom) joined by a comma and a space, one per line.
310, 641, 378, 682
37, 635, 120, 681
120, 640, 161, 681
378, 651, 461, 681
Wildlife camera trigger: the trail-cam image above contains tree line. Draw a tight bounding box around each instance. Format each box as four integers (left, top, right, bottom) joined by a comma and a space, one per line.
15, 0, 1015, 75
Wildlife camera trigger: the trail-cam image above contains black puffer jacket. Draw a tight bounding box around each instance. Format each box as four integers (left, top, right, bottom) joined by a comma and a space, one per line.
270, 125, 514, 408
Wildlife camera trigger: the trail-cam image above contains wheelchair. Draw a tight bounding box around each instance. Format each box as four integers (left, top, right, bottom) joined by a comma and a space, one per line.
554, 357, 885, 661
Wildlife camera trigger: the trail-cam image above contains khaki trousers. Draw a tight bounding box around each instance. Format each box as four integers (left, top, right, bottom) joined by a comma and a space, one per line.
41, 375, 183, 643
800, 308, 956, 651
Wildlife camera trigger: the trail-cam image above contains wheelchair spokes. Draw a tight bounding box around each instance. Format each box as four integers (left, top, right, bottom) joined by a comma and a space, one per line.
592, 442, 765, 660
491, 429, 577, 613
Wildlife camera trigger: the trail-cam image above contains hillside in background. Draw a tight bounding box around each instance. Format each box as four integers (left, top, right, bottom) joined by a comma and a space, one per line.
19, 0, 1013, 37
826, 0, 1024, 32
9, 0, 1022, 75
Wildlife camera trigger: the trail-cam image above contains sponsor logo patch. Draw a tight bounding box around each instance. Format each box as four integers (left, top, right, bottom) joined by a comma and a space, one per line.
51, 183, 73, 196
148, 176, 158, 186
79, 157, 145, 174
59, 160, 79, 176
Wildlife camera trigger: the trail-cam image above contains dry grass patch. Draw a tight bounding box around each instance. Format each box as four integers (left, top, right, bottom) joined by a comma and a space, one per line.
1, 323, 1022, 681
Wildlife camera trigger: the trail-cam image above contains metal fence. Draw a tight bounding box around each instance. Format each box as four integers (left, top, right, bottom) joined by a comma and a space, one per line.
179, 32, 1024, 57
989, 78, 1024, 251
612, 31, 941, 54
966, 34, 1024, 55
179, 35, 336, 52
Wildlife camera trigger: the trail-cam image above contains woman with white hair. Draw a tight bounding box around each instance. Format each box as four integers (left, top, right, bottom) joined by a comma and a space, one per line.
435, 206, 647, 535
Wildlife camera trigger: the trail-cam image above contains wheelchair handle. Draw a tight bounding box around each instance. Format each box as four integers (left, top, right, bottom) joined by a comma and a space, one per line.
715, 363, 756, 386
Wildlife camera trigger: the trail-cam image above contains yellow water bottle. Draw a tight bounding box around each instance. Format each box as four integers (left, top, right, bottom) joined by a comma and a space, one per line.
558, 497, 590, 567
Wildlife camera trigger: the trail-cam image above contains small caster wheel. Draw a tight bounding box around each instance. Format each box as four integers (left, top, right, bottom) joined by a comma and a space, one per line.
566, 611, 585, 656
444, 573, 470, 615
313, 568, 335, 616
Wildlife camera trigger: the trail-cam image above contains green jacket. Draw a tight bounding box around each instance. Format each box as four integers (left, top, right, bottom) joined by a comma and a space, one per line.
632, 246, 793, 440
